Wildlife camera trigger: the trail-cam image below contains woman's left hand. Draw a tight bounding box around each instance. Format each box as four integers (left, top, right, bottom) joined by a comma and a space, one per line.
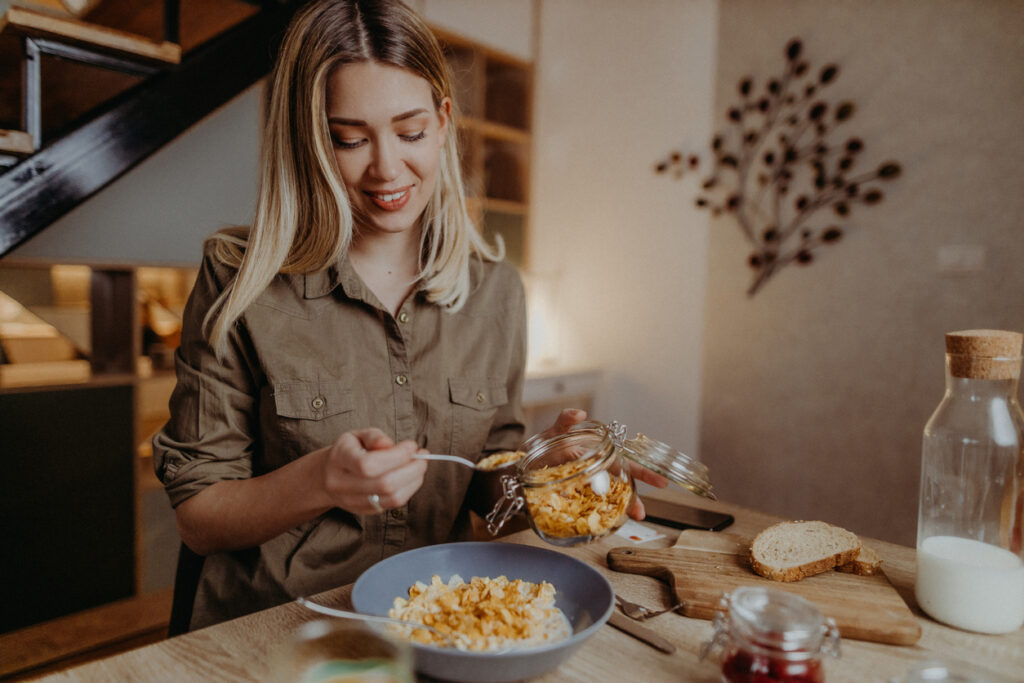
628, 463, 670, 521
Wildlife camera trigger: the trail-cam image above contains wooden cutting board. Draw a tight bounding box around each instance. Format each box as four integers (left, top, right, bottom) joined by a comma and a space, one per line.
606, 529, 922, 645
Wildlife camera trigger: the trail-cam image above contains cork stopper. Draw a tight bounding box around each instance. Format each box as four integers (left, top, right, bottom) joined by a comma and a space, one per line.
945, 329, 1023, 380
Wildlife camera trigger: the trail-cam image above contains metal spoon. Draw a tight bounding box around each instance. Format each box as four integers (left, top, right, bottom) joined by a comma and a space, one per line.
413, 453, 482, 469
296, 597, 455, 646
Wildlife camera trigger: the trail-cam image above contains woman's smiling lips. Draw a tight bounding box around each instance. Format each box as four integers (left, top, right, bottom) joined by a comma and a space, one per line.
365, 186, 412, 211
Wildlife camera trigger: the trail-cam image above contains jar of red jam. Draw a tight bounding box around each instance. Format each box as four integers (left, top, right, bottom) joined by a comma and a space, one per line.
700, 586, 840, 683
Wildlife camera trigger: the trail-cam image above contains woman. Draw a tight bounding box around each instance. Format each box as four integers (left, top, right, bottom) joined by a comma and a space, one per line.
154, 0, 665, 631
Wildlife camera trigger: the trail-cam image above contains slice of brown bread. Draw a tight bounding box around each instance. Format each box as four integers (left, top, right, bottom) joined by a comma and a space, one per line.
749, 520, 862, 582
836, 544, 882, 575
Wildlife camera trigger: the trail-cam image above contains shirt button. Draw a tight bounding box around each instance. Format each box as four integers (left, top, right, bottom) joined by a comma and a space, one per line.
395, 374, 408, 386
476, 391, 485, 403
398, 311, 409, 323
311, 396, 325, 410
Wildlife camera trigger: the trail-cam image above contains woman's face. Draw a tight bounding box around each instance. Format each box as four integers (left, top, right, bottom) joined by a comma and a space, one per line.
325, 61, 450, 238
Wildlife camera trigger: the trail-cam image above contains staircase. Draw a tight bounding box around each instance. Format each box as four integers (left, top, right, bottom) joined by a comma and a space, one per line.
0, 3, 304, 677
0, 0, 304, 258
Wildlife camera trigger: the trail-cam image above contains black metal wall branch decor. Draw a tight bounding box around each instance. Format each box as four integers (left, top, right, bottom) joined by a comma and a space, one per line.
656, 38, 902, 296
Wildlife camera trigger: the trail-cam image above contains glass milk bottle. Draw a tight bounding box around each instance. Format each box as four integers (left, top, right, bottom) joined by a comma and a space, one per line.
916, 329, 1024, 634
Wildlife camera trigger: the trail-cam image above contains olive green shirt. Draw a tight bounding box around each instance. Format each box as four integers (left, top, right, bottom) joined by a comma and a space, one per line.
153, 247, 526, 630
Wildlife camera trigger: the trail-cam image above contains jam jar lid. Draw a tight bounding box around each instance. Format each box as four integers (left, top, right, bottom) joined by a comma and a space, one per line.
727, 586, 830, 653
619, 430, 716, 499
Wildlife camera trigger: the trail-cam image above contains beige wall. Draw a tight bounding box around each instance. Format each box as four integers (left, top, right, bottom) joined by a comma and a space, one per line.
529, 0, 718, 457
700, 0, 1024, 546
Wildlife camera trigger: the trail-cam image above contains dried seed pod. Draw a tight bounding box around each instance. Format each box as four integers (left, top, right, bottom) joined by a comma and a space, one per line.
835, 102, 855, 120
878, 162, 901, 178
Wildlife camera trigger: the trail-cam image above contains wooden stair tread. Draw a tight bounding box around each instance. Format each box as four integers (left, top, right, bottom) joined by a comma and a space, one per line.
3, 6, 180, 64
0, 129, 33, 155
0, 588, 173, 679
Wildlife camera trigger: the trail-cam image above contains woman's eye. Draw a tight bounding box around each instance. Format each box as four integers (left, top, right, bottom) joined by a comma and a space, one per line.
331, 135, 364, 149
400, 131, 426, 142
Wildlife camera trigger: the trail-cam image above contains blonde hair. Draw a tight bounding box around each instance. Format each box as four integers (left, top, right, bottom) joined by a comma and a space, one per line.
204, 0, 502, 355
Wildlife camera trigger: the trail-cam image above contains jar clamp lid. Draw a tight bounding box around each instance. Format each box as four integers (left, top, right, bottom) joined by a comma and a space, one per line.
617, 427, 716, 500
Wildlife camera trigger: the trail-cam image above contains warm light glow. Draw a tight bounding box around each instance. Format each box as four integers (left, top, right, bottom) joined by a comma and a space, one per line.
523, 270, 563, 372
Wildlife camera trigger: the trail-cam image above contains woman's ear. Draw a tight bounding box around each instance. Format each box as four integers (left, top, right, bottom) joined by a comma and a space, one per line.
437, 96, 452, 143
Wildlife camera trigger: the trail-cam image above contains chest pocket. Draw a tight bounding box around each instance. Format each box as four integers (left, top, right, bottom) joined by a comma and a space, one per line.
273, 380, 356, 454
449, 377, 507, 458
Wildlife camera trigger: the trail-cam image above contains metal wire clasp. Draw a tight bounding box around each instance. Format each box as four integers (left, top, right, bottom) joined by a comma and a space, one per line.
485, 473, 524, 535
607, 420, 628, 449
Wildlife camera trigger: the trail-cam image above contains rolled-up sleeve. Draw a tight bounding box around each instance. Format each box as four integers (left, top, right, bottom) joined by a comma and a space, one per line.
152, 252, 259, 508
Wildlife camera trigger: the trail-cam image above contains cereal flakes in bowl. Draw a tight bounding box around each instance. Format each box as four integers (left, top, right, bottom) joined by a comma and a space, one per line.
351, 542, 614, 683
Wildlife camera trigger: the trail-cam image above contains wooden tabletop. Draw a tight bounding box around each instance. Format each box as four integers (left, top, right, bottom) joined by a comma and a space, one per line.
38, 492, 1024, 682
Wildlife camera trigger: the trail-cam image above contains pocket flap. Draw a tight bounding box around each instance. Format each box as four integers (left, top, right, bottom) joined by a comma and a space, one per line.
274, 380, 354, 420
448, 377, 508, 410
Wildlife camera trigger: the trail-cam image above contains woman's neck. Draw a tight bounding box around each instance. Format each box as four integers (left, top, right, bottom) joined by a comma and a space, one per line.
348, 229, 421, 317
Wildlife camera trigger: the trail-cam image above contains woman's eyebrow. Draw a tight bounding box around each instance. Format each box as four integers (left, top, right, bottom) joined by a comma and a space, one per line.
328, 108, 429, 126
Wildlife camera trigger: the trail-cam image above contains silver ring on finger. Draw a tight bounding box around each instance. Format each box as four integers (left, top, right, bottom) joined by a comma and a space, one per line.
367, 493, 384, 514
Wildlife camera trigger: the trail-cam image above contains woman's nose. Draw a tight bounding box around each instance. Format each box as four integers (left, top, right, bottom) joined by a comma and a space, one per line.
370, 138, 401, 181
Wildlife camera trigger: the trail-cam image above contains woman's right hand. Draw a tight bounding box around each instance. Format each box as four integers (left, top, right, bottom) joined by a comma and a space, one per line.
319, 428, 428, 514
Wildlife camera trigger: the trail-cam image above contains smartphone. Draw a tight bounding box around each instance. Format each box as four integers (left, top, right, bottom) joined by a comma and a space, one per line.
642, 498, 735, 532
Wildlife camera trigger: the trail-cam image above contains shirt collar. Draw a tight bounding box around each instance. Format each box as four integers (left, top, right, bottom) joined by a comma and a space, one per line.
302, 257, 427, 304
302, 259, 346, 299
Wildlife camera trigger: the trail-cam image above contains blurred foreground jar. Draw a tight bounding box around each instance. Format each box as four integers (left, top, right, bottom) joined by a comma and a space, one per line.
486, 420, 715, 546
700, 586, 840, 683
267, 619, 413, 683
916, 329, 1024, 634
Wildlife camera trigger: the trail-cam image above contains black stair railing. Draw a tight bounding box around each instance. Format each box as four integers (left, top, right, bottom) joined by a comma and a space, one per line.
0, 0, 304, 259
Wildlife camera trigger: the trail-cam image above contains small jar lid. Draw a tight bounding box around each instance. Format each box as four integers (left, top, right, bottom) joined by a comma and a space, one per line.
621, 432, 716, 499
727, 586, 827, 653
944, 329, 1023, 380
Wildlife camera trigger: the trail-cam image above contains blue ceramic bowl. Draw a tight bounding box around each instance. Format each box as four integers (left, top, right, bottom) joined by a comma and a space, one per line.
351, 542, 614, 683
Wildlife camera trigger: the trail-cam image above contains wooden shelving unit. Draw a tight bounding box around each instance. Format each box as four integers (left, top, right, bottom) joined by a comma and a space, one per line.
433, 25, 532, 268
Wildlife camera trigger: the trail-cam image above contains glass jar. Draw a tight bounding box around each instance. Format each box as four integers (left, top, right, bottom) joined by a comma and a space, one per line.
485, 420, 715, 546
916, 329, 1024, 634
267, 619, 414, 683
700, 586, 841, 683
